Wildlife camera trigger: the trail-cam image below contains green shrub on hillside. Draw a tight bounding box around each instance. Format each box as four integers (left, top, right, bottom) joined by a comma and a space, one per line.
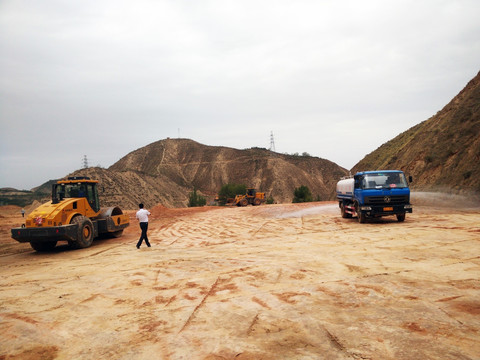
292, 185, 313, 203
188, 189, 206, 207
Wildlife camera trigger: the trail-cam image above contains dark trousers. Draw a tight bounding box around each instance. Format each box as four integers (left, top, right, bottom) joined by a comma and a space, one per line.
136, 222, 150, 247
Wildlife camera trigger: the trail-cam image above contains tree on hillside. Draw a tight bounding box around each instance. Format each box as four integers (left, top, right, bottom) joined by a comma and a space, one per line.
217, 183, 246, 205
188, 188, 206, 207
292, 185, 313, 203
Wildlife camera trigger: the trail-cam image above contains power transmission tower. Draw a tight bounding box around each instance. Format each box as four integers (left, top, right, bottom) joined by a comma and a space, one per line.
269, 131, 276, 152
82, 155, 89, 169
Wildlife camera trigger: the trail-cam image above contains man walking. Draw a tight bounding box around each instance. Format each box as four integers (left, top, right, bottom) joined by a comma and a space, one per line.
136, 203, 151, 249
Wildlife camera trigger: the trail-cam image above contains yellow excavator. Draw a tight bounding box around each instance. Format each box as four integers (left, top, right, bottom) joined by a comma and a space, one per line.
227, 188, 266, 207
11, 177, 129, 251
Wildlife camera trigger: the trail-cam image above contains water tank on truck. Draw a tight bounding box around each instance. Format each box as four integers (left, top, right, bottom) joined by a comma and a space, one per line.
336, 170, 413, 223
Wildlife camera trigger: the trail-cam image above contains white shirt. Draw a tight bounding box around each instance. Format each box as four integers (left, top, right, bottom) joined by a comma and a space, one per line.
136, 208, 151, 223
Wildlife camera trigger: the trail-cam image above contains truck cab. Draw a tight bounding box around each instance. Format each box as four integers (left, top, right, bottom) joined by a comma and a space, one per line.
337, 170, 413, 223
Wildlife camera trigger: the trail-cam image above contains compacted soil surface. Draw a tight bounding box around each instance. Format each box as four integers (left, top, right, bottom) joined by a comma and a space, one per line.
0, 197, 479, 359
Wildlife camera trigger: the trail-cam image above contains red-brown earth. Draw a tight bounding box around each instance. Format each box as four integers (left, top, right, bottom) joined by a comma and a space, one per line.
1, 194, 479, 359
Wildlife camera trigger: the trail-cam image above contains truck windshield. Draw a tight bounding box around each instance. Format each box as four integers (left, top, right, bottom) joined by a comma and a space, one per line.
361, 172, 408, 189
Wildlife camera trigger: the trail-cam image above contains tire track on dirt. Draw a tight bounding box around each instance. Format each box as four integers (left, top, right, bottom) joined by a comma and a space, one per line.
179, 276, 220, 333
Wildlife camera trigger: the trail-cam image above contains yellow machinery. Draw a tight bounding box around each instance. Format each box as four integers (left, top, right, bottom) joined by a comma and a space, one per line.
11, 177, 129, 251
227, 188, 266, 206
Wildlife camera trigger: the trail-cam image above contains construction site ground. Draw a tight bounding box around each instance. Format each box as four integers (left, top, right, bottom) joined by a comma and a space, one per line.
0, 194, 479, 359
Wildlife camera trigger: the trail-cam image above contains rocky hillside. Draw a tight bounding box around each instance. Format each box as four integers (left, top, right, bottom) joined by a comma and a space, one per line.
64, 167, 183, 209
95, 139, 349, 208
5, 140, 348, 209
353, 71, 480, 194
0, 181, 54, 207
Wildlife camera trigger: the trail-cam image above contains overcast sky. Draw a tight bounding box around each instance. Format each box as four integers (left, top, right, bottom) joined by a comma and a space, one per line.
1, 0, 479, 190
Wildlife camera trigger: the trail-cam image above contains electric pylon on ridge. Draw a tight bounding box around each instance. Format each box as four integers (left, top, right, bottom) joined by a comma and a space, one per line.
269, 131, 276, 152
82, 155, 89, 169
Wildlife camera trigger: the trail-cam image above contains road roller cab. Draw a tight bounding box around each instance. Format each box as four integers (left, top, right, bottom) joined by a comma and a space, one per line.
51, 177, 100, 215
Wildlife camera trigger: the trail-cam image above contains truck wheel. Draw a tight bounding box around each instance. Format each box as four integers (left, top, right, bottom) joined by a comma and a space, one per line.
253, 198, 261, 206
340, 203, 350, 218
30, 241, 57, 252
240, 198, 248, 207
397, 213, 406, 222
355, 203, 366, 223
70, 216, 94, 249
358, 213, 366, 223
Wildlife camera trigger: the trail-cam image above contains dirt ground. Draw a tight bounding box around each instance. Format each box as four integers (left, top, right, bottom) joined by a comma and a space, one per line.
0, 194, 479, 360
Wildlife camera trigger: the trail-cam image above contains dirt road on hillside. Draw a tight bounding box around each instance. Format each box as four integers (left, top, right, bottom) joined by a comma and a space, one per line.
0, 199, 479, 359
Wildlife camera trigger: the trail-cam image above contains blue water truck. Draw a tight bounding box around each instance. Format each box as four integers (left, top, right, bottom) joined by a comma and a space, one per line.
336, 170, 413, 223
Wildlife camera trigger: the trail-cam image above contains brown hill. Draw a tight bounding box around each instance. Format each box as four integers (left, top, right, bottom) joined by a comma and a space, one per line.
352, 71, 480, 194
66, 167, 187, 209
67, 139, 348, 209
10, 140, 347, 209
